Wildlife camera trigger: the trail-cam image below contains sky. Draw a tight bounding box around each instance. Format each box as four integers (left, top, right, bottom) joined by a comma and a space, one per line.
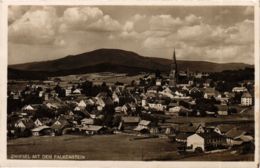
8, 5, 254, 65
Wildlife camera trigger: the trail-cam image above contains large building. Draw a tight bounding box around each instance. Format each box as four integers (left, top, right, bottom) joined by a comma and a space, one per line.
241, 92, 253, 106
169, 49, 178, 87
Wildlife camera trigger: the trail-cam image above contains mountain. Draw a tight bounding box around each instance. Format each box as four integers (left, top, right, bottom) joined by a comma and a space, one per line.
8, 48, 253, 79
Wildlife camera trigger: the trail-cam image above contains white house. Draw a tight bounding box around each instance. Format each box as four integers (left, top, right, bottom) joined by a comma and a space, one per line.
241, 92, 253, 106
95, 97, 105, 107
15, 120, 26, 129
156, 79, 162, 86
22, 105, 35, 111
134, 120, 151, 132
72, 89, 81, 94
78, 100, 87, 109
34, 119, 43, 127
187, 133, 205, 152
112, 92, 119, 103
148, 103, 165, 111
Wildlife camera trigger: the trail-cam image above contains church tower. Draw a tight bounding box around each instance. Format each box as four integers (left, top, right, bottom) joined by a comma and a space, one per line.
169, 49, 178, 87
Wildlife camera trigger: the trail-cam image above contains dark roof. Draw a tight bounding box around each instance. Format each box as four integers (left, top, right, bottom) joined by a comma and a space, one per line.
241, 92, 252, 98
104, 97, 114, 105
179, 125, 197, 133
197, 132, 224, 139
51, 118, 69, 130
225, 128, 246, 139
176, 133, 189, 140
217, 105, 228, 111
216, 124, 235, 133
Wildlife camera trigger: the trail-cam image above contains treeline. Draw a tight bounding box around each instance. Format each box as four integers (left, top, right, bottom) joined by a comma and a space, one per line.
210, 68, 254, 83
8, 63, 153, 80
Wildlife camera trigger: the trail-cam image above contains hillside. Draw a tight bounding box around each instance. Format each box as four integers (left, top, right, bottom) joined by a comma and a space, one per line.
8, 48, 253, 79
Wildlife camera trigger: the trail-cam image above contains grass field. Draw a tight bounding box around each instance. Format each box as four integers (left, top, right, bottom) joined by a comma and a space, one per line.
7, 134, 254, 161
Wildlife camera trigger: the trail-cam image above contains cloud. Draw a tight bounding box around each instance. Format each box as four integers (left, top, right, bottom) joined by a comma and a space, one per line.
184, 14, 202, 26
60, 7, 122, 32
243, 6, 254, 16
225, 19, 254, 45
8, 6, 59, 44
8, 6, 254, 64
8, 6, 30, 25
149, 15, 182, 31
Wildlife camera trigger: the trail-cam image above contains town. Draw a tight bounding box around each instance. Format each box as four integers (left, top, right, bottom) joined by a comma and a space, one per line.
7, 50, 255, 160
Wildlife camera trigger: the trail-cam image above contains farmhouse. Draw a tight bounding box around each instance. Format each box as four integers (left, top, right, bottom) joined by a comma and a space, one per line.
225, 128, 247, 146
80, 125, 106, 135
31, 125, 53, 136
187, 132, 226, 152
216, 105, 228, 116
134, 120, 151, 133
121, 116, 140, 130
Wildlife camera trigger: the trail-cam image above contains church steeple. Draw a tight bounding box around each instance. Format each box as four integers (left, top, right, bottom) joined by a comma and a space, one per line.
169, 48, 178, 87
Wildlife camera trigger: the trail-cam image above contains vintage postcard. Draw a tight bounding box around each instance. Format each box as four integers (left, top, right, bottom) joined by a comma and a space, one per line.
0, 0, 259, 167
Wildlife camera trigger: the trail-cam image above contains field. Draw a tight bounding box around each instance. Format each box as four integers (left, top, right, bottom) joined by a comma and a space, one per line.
7, 134, 254, 161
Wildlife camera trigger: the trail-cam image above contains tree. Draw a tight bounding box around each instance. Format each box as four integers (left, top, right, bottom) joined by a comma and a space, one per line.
81, 80, 93, 96
228, 107, 237, 114
155, 69, 161, 79
101, 82, 109, 92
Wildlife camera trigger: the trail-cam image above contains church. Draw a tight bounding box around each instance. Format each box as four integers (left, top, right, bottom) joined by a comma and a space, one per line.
169, 49, 178, 87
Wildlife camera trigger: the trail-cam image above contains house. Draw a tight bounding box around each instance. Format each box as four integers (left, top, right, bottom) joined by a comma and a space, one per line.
31, 125, 53, 136
121, 104, 129, 114
45, 102, 58, 109
148, 103, 165, 111
112, 92, 119, 103
203, 79, 212, 87
225, 128, 247, 146
115, 106, 123, 113
232, 87, 248, 93
74, 106, 81, 111
217, 105, 228, 116
158, 90, 174, 99
14, 120, 26, 130
189, 87, 200, 94
203, 87, 219, 99
215, 124, 235, 135
95, 97, 105, 108
80, 125, 107, 135
167, 106, 181, 115
34, 118, 43, 127
86, 98, 95, 106
156, 79, 162, 86
81, 118, 95, 125
186, 133, 205, 151
72, 89, 81, 94
65, 88, 72, 96
241, 92, 253, 106
22, 105, 35, 111
14, 119, 35, 132
51, 118, 70, 135
121, 116, 140, 130
147, 86, 158, 93
133, 120, 151, 133
77, 100, 87, 109
187, 132, 226, 152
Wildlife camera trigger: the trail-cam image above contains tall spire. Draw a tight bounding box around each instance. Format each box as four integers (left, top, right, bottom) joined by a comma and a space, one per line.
172, 48, 177, 72
169, 48, 178, 87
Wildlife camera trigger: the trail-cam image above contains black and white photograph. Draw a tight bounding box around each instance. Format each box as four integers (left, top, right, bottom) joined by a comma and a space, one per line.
1, 0, 259, 167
